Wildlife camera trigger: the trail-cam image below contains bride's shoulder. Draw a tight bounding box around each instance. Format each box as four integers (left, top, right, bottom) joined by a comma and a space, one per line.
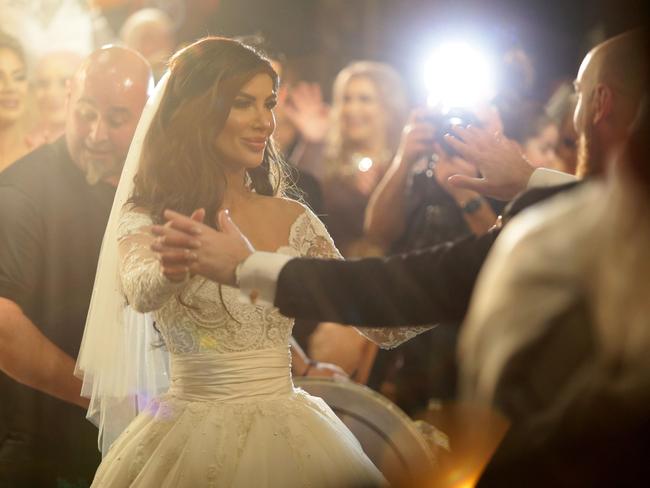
254, 194, 310, 223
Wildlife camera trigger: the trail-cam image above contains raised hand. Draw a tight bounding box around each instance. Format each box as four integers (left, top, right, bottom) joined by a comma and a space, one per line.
151, 209, 255, 286
283, 82, 330, 143
433, 144, 481, 204
444, 126, 535, 201
393, 108, 437, 169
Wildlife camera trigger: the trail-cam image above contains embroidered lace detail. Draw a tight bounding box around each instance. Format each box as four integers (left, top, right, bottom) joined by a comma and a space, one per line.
288, 209, 341, 259
117, 208, 188, 313
356, 324, 435, 349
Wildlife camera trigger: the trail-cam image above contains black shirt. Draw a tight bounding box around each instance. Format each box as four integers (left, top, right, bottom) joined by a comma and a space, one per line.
0, 138, 114, 485
392, 168, 505, 253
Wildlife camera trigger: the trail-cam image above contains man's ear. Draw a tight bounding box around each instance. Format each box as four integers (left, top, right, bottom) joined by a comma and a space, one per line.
591, 83, 614, 125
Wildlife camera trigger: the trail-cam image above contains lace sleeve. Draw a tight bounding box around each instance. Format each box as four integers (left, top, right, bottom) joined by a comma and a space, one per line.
293, 207, 343, 260
295, 208, 435, 349
117, 207, 188, 312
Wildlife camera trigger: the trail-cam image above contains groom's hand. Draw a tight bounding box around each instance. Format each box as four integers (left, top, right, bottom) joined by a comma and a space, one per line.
443, 126, 534, 201
151, 209, 255, 286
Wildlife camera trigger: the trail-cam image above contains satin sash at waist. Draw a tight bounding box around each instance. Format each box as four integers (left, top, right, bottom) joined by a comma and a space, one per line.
168, 346, 293, 403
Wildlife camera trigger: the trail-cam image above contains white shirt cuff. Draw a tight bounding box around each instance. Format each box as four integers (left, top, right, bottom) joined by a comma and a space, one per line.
237, 251, 294, 306
527, 168, 578, 188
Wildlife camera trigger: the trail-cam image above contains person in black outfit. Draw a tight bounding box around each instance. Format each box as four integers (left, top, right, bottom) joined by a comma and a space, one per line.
0, 47, 151, 487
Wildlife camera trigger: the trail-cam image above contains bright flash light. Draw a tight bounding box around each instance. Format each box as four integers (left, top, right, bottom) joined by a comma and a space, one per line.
423, 42, 496, 109
357, 157, 373, 172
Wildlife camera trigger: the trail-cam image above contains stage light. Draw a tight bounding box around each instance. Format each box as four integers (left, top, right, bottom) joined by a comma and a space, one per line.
423, 41, 496, 110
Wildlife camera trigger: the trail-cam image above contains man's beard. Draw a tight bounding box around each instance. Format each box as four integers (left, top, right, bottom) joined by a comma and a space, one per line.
575, 125, 605, 179
83, 156, 122, 185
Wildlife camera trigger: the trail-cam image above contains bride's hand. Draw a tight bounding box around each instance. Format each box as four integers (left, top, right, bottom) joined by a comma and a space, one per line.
151, 209, 255, 286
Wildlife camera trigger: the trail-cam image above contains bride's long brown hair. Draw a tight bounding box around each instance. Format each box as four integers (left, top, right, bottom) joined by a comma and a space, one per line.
129, 36, 287, 225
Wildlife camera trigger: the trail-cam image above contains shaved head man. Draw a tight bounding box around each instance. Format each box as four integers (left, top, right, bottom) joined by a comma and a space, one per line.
66, 47, 152, 185
573, 30, 648, 178
0, 46, 152, 486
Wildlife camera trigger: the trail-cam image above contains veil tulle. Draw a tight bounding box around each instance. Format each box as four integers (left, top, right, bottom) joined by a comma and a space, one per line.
75, 72, 171, 455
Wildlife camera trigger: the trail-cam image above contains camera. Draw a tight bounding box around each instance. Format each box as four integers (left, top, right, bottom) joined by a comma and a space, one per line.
424, 106, 481, 156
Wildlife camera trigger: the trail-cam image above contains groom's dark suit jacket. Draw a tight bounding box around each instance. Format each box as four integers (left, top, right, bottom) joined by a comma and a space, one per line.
275, 182, 580, 327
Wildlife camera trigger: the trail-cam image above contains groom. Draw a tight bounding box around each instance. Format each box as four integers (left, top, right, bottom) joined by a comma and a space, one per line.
0, 46, 152, 486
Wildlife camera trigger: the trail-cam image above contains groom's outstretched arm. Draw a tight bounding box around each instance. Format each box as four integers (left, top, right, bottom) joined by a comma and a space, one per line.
155, 208, 498, 327
156, 183, 578, 328
273, 230, 498, 326
245, 184, 580, 326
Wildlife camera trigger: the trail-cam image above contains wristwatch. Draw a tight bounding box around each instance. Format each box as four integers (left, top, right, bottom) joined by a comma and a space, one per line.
461, 196, 484, 214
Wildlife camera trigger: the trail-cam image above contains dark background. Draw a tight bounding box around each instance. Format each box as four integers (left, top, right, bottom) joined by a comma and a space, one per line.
205, 0, 647, 99
105, 0, 646, 101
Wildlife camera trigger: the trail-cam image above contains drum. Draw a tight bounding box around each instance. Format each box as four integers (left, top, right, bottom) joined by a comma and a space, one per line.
294, 377, 436, 485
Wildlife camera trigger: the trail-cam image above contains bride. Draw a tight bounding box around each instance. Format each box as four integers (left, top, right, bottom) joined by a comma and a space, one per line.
74, 37, 418, 487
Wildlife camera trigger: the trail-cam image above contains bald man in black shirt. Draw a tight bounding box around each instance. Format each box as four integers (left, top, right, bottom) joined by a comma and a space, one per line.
0, 46, 152, 487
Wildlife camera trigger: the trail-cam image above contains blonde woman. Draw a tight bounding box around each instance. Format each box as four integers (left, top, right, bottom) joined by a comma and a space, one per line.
287, 61, 409, 257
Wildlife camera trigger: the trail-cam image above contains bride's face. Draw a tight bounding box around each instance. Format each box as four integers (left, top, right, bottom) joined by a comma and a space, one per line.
214, 73, 277, 170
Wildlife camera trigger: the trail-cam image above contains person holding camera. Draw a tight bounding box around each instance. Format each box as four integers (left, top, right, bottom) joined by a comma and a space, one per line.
365, 108, 500, 253
360, 108, 501, 413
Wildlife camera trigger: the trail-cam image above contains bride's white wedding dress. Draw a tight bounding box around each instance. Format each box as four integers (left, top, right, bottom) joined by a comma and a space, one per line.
91, 205, 430, 487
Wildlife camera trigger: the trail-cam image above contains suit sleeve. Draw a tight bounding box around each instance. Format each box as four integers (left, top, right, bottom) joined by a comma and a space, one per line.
274, 183, 577, 327
275, 228, 499, 326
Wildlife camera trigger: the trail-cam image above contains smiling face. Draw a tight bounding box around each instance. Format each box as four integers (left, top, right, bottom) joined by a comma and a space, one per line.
0, 47, 28, 126
339, 76, 387, 145
65, 48, 151, 186
214, 73, 277, 171
34, 52, 82, 130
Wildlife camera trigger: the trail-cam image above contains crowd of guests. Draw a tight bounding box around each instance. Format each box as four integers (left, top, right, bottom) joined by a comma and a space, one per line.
0, 1, 648, 486
1, 3, 581, 409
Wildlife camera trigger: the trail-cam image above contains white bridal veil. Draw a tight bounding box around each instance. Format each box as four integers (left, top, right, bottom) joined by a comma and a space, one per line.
75, 72, 171, 455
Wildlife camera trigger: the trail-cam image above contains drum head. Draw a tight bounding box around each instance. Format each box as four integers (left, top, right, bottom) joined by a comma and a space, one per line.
294, 377, 435, 485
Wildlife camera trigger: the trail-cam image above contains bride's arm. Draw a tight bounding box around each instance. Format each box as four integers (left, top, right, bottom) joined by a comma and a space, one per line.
298, 208, 435, 349
118, 209, 189, 312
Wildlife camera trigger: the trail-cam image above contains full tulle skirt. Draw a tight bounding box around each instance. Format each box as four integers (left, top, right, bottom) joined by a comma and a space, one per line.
91, 349, 385, 487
